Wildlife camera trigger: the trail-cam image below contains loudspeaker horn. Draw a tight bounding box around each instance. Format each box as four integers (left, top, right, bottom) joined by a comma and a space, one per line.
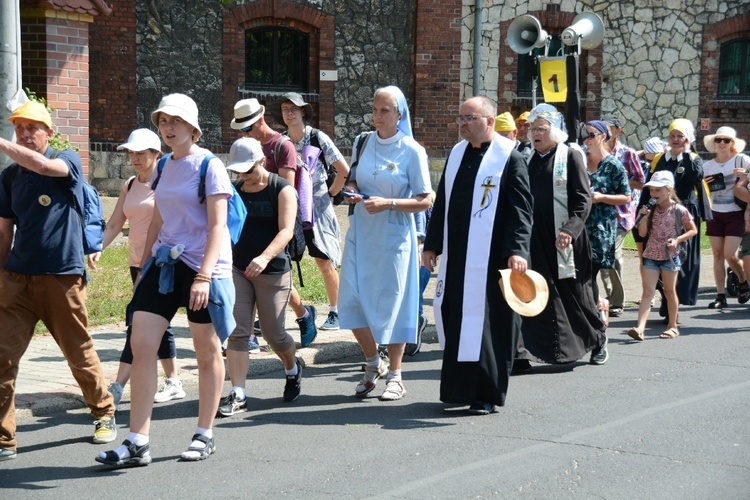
561, 12, 604, 50
506, 15, 549, 54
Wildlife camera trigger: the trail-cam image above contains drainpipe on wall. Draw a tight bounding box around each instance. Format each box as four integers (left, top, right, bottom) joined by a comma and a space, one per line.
473, 0, 482, 96
0, 0, 21, 167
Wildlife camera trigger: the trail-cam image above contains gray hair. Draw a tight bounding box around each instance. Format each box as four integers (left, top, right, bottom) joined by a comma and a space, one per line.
526, 123, 569, 144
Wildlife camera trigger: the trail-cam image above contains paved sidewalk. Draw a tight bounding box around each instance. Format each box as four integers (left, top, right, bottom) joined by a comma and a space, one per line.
14, 308, 366, 419
14, 246, 718, 419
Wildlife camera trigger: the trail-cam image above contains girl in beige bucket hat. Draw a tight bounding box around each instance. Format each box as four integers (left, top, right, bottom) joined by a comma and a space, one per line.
98, 94, 234, 468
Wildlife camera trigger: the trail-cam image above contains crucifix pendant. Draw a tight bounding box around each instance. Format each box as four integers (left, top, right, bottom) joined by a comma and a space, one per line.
480, 176, 496, 207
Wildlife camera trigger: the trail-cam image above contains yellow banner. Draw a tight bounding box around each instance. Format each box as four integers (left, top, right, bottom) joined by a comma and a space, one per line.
539, 58, 567, 103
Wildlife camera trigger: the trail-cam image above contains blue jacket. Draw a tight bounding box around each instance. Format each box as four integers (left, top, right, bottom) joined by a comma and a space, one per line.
134, 247, 236, 342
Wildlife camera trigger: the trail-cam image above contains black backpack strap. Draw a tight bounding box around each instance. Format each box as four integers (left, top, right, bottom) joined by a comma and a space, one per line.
309, 128, 328, 169
346, 131, 372, 215
127, 176, 136, 192
151, 153, 172, 191
268, 173, 279, 215
197, 153, 217, 204
351, 131, 372, 172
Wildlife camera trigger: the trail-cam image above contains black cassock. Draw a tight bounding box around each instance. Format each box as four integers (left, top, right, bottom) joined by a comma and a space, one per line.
519, 146, 606, 364
424, 143, 532, 406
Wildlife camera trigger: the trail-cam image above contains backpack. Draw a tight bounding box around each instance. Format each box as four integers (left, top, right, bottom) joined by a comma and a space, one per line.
152, 153, 247, 245
275, 136, 316, 229
69, 181, 106, 255
2, 152, 105, 256
268, 173, 307, 287
308, 128, 346, 205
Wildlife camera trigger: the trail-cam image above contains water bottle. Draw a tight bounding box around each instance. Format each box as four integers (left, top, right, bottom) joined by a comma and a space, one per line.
169, 244, 185, 260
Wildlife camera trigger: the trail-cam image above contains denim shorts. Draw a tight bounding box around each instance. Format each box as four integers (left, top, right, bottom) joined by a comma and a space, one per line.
642, 256, 681, 272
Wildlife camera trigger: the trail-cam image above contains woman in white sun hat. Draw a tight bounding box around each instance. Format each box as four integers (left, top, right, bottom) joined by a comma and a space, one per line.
703, 126, 750, 308
101, 129, 186, 411
97, 94, 235, 468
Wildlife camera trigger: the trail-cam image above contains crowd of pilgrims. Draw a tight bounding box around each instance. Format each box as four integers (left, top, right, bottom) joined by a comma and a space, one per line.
95, 95, 745, 468
5, 88, 746, 468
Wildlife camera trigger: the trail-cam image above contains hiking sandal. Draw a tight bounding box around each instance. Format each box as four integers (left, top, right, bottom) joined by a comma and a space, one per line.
180, 434, 215, 461
355, 359, 388, 397
95, 439, 151, 468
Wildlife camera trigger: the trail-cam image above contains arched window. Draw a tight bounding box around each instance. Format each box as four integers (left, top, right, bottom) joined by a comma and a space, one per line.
719, 38, 750, 98
245, 27, 309, 91
517, 35, 562, 97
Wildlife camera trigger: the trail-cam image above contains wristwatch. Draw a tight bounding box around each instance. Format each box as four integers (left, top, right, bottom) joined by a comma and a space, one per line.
390, 199, 396, 211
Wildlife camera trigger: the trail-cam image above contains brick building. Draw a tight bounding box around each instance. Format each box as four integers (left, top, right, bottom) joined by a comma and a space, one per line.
11, 0, 750, 191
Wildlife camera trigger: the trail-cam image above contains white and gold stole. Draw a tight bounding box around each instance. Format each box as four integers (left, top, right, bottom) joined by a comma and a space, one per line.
434, 135, 512, 362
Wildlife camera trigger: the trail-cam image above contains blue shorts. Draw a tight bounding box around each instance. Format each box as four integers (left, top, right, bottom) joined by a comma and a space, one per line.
642, 256, 681, 272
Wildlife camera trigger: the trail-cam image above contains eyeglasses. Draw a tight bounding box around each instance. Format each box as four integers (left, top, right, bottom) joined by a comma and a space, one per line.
455, 115, 490, 124
530, 126, 550, 134
240, 123, 254, 133
714, 137, 732, 144
281, 107, 301, 115
583, 132, 601, 141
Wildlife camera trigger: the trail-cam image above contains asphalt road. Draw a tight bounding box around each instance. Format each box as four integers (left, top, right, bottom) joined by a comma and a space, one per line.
2, 290, 749, 499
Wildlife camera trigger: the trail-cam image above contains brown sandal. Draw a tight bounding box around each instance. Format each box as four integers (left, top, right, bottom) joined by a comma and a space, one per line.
627, 326, 645, 341
659, 327, 680, 339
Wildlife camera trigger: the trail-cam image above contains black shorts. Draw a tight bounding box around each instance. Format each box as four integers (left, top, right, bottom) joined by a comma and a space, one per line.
130, 260, 212, 324
303, 229, 330, 260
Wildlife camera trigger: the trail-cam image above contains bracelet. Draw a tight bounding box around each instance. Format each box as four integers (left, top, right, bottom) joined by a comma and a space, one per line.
194, 273, 212, 283
390, 199, 396, 211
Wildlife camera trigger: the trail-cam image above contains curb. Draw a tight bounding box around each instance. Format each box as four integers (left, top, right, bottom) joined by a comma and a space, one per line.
14, 325, 364, 419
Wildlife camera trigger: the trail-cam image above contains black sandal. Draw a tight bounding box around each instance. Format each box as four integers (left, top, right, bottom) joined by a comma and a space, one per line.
708, 295, 727, 309
179, 434, 215, 461
95, 439, 151, 468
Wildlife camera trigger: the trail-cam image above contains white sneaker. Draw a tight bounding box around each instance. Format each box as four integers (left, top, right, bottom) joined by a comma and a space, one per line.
108, 382, 123, 410
154, 378, 186, 403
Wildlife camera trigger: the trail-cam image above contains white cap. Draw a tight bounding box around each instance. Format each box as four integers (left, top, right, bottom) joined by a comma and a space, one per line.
117, 128, 162, 152
226, 137, 265, 173
645, 170, 675, 189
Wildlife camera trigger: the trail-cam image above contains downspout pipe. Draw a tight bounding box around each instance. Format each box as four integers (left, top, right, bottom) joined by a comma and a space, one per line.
473, 0, 481, 96
0, 0, 21, 167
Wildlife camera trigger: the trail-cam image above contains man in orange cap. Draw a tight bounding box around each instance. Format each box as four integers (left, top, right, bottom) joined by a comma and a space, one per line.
0, 101, 117, 462
496, 112, 532, 162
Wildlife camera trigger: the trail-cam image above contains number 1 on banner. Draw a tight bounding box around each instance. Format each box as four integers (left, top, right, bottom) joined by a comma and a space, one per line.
548, 74, 559, 92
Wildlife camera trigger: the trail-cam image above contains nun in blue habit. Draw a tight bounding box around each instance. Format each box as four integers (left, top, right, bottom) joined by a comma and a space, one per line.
339, 85, 432, 401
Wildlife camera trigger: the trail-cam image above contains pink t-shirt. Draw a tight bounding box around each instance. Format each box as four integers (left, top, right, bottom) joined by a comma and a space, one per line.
122, 176, 155, 267
150, 149, 233, 278
642, 202, 693, 261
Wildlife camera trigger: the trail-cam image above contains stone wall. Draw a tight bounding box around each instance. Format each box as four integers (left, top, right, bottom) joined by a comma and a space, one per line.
135, 0, 224, 147
332, 0, 417, 146
465, 0, 749, 150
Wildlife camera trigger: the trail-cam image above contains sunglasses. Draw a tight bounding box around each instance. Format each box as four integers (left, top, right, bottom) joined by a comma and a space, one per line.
240, 123, 254, 133
583, 132, 601, 140
713, 137, 732, 144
